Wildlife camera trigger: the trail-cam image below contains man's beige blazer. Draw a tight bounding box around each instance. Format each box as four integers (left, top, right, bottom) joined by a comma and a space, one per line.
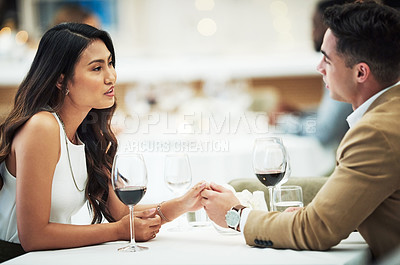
244, 85, 400, 259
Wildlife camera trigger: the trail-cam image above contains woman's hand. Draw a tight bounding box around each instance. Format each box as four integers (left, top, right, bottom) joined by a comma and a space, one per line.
179, 181, 208, 213
117, 208, 162, 242
150, 181, 207, 224
135, 209, 162, 241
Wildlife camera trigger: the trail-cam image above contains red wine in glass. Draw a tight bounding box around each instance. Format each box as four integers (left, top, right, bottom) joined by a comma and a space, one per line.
256, 171, 286, 187
115, 186, 147, 206
253, 137, 289, 211
111, 153, 148, 252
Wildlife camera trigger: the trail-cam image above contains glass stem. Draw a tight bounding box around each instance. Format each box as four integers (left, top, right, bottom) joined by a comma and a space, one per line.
129, 205, 136, 247
268, 186, 274, 212
175, 191, 184, 229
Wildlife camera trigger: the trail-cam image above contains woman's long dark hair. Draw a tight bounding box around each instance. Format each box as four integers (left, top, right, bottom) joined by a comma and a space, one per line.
0, 23, 118, 224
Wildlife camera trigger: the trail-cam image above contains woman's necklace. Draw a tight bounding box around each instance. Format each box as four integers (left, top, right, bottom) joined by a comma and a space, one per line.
55, 112, 85, 192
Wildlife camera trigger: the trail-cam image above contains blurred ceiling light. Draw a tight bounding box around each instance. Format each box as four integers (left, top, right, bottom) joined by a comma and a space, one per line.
273, 17, 291, 33
195, 0, 215, 11
197, 18, 217, 36
270, 0, 288, 17
0, 27, 12, 35
15, 30, 29, 45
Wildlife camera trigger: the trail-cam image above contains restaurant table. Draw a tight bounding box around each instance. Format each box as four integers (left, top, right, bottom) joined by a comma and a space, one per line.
4, 222, 370, 265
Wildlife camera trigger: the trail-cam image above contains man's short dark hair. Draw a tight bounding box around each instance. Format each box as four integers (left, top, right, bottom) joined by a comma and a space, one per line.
324, 0, 400, 85
316, 0, 353, 14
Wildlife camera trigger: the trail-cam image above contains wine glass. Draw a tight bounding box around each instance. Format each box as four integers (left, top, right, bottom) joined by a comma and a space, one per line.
164, 153, 192, 231
111, 153, 148, 252
253, 137, 288, 211
278, 150, 291, 186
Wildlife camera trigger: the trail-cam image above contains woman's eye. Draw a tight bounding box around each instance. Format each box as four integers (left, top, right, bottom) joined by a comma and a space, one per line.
93, 66, 101, 71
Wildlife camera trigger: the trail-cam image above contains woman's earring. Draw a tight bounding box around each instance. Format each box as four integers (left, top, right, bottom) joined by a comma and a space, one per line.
66, 89, 69, 95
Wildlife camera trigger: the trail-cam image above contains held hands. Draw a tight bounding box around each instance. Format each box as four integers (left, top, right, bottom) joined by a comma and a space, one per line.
179, 181, 208, 213
200, 182, 240, 228
116, 181, 239, 242
151, 181, 207, 224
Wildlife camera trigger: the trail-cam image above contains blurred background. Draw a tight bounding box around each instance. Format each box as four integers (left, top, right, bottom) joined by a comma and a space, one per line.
1, 0, 399, 212
0, 0, 338, 199
0, 0, 350, 205
0, 0, 323, 120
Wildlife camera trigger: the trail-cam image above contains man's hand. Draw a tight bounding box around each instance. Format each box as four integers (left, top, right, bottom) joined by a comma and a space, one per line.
200, 182, 240, 228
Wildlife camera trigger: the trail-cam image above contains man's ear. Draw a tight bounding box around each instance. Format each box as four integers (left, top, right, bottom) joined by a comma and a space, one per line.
56, 74, 64, 90
356, 63, 370, 83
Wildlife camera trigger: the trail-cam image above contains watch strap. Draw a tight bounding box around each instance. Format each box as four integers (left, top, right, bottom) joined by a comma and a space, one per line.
230, 205, 246, 232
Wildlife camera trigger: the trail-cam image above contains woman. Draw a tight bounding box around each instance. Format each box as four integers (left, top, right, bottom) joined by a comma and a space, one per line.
0, 23, 206, 262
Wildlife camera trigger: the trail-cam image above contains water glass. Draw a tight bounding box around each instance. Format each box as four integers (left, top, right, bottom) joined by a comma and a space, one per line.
272, 185, 303, 212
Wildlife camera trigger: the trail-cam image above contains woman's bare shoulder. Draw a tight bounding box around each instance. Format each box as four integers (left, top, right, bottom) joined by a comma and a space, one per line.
9, 111, 61, 174
28, 111, 59, 130
14, 111, 60, 147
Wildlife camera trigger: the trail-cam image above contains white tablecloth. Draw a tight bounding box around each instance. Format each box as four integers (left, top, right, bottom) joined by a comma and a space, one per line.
4, 223, 369, 265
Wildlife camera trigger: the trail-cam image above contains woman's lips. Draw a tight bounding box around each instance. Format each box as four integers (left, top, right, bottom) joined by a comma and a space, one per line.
104, 87, 114, 96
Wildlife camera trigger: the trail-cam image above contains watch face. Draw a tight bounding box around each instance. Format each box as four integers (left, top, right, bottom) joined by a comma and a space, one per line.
226, 210, 240, 227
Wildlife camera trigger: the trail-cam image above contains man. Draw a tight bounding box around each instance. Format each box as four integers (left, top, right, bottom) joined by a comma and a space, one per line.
201, 1, 400, 260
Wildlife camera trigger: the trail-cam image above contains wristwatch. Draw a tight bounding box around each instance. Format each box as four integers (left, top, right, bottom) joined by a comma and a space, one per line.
225, 205, 246, 232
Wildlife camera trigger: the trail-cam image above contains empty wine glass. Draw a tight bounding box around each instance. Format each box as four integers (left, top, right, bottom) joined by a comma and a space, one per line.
164, 153, 192, 231
253, 137, 289, 211
111, 153, 148, 252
